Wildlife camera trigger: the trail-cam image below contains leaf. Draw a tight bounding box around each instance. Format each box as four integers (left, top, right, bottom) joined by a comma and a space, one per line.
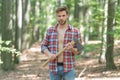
5, 41, 12, 46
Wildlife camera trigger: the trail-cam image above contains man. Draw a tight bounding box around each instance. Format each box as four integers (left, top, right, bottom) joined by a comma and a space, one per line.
41, 6, 82, 80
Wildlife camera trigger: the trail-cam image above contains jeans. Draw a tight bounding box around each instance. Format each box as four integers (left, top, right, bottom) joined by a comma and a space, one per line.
50, 66, 75, 80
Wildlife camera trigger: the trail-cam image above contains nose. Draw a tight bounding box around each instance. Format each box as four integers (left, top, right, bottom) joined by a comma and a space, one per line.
60, 16, 63, 19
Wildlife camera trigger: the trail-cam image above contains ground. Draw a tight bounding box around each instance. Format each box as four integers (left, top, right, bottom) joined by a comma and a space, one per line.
0, 41, 120, 80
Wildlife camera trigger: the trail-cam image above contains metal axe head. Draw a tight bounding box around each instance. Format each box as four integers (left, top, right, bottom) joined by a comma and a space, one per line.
74, 38, 84, 54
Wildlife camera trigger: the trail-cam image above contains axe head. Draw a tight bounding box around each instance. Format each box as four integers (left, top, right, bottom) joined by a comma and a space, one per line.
74, 38, 84, 54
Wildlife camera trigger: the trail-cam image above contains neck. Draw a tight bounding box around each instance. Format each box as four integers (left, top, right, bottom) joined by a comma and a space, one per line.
58, 23, 68, 29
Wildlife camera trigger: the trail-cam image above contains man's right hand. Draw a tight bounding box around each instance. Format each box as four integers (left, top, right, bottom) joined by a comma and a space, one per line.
48, 53, 57, 61
44, 49, 57, 61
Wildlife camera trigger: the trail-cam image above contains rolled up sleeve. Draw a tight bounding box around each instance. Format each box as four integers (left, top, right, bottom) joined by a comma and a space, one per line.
41, 29, 49, 53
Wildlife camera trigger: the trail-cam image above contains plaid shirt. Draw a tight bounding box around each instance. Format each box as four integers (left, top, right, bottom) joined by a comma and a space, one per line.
41, 24, 81, 74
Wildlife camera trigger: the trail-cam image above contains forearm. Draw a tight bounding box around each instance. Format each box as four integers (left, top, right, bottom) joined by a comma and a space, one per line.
43, 49, 57, 61
43, 49, 51, 57
41, 45, 51, 57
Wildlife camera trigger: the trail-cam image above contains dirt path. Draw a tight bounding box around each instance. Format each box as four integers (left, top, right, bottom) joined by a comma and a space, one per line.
0, 42, 120, 80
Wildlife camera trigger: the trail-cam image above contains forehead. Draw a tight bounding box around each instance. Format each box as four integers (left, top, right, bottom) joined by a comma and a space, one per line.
56, 11, 68, 15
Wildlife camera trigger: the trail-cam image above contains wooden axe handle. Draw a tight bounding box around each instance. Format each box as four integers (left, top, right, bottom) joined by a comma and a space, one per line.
42, 41, 75, 67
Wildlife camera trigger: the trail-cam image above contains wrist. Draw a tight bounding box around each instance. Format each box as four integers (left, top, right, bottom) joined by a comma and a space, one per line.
71, 48, 76, 52
71, 48, 78, 54
48, 53, 52, 58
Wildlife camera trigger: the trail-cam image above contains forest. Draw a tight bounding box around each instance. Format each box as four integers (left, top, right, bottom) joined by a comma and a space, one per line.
0, 0, 120, 80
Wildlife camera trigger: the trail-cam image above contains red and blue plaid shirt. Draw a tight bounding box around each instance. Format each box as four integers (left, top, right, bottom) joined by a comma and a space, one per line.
41, 24, 81, 74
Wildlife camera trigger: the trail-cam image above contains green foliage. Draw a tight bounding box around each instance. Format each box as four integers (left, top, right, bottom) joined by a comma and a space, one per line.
114, 27, 120, 39
114, 6, 120, 39
75, 43, 101, 60
0, 40, 20, 65
84, 43, 101, 53
1, 0, 120, 51
0, 41, 19, 54
69, 19, 80, 28
0, 47, 20, 56
88, 1, 104, 40
0, 40, 12, 47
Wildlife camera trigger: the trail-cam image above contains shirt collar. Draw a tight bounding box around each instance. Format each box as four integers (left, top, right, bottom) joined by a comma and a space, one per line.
54, 24, 72, 32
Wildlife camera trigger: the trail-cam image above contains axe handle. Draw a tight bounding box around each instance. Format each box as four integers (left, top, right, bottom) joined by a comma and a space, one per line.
42, 47, 67, 67
42, 41, 75, 67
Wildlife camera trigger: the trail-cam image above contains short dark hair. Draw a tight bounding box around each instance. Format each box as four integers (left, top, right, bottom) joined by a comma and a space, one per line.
56, 6, 69, 14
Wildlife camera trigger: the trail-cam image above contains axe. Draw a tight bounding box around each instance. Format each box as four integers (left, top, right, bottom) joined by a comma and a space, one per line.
42, 38, 83, 67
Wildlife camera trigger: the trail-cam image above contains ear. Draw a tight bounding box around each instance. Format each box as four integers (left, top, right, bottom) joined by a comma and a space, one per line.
67, 14, 69, 19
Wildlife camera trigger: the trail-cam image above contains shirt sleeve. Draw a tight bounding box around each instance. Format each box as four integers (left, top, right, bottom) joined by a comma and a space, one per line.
74, 29, 81, 47
41, 29, 49, 53
74, 30, 83, 55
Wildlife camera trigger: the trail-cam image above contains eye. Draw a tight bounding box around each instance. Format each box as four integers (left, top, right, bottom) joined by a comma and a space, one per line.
62, 15, 65, 17
58, 15, 61, 17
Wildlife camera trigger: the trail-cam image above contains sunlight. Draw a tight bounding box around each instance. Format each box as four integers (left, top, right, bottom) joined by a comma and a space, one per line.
87, 73, 102, 77
17, 63, 31, 68
30, 48, 41, 53
22, 74, 36, 78
20, 74, 39, 80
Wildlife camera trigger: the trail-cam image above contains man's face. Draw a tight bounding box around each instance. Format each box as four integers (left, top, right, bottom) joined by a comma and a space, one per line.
56, 11, 69, 25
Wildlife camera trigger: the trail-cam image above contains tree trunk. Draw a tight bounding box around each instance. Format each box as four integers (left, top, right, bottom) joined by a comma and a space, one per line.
1, 51, 14, 70
0, 0, 1, 39
99, 0, 108, 63
118, 0, 120, 5
98, 0, 105, 64
14, 0, 22, 63
1, 0, 14, 70
105, 0, 116, 70
1, 0, 13, 40
21, 0, 30, 50
74, 0, 80, 22
56, 0, 61, 7
15, 0, 22, 51
32, 0, 40, 43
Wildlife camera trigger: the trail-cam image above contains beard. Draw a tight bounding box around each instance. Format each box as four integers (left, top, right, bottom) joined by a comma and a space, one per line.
58, 20, 67, 25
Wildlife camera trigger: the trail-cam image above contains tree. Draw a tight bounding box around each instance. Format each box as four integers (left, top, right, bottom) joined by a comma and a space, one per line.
0, 0, 1, 39
105, 0, 116, 70
74, 0, 80, 23
99, 0, 107, 63
1, 0, 14, 70
21, 0, 31, 50
30, 0, 40, 43
14, 0, 22, 64
15, 0, 22, 51
117, 0, 120, 5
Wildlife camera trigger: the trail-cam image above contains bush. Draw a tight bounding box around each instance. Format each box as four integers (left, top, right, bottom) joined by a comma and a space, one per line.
0, 40, 20, 71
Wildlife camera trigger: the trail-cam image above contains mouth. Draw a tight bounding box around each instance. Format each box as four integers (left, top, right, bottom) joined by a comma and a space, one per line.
59, 20, 66, 25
